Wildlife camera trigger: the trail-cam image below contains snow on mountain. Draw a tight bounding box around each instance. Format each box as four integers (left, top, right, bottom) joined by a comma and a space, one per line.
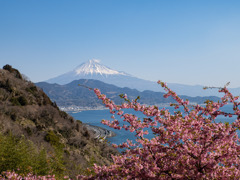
45, 59, 240, 97
74, 59, 126, 76
46, 59, 134, 85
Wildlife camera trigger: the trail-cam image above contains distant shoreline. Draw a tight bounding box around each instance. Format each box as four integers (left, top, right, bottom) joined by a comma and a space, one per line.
60, 103, 201, 113
60, 106, 108, 113
60, 103, 174, 113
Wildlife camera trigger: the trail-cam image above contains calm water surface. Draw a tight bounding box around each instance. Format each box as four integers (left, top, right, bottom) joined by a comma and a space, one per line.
69, 105, 237, 146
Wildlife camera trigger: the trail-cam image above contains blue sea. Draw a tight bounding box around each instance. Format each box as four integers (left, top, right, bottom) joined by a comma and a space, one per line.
69, 105, 236, 146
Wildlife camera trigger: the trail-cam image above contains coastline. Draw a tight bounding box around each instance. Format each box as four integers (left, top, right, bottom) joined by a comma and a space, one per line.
60, 106, 108, 113
83, 124, 116, 141
60, 103, 174, 113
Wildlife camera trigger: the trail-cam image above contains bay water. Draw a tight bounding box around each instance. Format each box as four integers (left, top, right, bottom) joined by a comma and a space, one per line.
69, 104, 236, 146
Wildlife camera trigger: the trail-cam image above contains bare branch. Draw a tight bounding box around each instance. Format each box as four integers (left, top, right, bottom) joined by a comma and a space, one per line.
203, 82, 230, 90
78, 84, 94, 90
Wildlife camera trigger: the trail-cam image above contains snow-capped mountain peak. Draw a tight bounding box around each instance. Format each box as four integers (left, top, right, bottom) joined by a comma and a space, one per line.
46, 59, 132, 85
74, 59, 126, 76
44, 59, 240, 97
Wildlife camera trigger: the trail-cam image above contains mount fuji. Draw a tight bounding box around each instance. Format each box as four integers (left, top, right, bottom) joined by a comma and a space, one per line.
47, 59, 129, 84
46, 59, 163, 91
45, 59, 240, 97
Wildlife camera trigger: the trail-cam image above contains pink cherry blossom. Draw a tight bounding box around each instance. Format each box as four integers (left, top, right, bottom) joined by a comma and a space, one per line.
81, 80, 240, 179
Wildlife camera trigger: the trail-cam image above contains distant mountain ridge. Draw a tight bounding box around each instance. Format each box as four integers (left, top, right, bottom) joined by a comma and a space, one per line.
45, 59, 240, 97
36, 79, 220, 109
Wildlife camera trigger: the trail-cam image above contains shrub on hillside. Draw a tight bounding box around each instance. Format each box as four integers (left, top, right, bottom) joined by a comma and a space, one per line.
3, 64, 23, 79
10, 96, 28, 106
18, 96, 28, 106
0, 133, 50, 176
45, 130, 64, 149
0, 132, 69, 178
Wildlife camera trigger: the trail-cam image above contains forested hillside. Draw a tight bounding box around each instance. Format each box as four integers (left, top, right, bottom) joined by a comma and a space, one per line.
0, 65, 117, 178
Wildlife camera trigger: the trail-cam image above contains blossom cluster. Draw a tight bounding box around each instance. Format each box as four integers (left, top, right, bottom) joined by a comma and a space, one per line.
82, 81, 240, 179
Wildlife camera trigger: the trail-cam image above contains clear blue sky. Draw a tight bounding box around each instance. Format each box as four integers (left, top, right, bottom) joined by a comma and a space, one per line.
1, 0, 240, 87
